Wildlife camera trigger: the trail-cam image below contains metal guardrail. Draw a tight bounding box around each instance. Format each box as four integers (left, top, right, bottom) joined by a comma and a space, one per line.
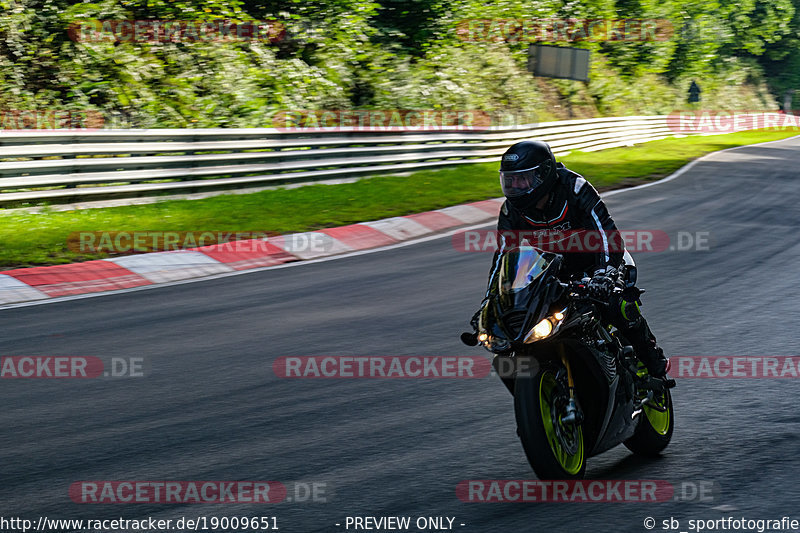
0, 115, 683, 206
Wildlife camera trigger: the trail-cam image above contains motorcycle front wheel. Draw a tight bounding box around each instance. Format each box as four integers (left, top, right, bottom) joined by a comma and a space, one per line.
514, 365, 586, 479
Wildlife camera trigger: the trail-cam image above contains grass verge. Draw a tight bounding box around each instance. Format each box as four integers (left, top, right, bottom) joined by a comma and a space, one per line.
0, 128, 797, 270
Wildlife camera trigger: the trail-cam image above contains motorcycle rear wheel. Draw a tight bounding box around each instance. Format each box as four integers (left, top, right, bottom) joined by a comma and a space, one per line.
514, 366, 586, 479
624, 365, 674, 456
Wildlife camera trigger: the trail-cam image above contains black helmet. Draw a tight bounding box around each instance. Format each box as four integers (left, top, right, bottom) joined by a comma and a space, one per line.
499, 140, 557, 211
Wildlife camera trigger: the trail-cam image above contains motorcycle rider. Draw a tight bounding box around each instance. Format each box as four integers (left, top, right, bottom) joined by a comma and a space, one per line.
475, 140, 669, 377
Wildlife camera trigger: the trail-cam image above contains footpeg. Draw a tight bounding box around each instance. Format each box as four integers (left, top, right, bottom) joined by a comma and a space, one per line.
638, 374, 676, 391
650, 376, 676, 390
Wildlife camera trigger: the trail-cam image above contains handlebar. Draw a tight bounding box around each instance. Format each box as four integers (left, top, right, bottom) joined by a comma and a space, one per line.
561, 279, 624, 301
561, 279, 590, 295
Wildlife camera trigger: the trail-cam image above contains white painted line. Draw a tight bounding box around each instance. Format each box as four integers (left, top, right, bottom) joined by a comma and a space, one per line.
361, 217, 433, 241
436, 205, 494, 224
0, 274, 49, 305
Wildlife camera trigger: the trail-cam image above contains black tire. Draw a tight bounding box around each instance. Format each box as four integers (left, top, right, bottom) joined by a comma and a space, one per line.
514, 368, 586, 479
624, 388, 674, 457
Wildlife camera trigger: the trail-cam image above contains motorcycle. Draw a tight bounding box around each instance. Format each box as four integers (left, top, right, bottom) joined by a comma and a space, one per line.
461, 246, 675, 479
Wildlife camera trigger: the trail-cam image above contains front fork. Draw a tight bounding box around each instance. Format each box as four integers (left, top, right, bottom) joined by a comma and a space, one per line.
559, 345, 584, 425
494, 347, 584, 426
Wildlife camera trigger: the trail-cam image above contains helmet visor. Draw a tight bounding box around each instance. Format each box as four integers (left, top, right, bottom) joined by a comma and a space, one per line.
499, 165, 545, 198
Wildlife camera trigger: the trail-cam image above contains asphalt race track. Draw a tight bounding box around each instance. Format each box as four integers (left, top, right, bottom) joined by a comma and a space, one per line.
2, 136, 800, 532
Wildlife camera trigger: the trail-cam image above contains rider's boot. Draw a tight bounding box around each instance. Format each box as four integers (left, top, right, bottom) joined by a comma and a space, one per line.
624, 319, 668, 378
638, 344, 668, 378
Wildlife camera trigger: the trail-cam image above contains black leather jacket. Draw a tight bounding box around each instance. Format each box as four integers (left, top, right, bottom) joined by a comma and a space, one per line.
486, 163, 623, 293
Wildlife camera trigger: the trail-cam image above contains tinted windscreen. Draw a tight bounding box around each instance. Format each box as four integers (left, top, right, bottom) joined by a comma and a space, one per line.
498, 247, 551, 293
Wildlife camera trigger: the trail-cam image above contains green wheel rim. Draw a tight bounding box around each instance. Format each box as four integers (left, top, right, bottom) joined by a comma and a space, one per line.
636, 364, 671, 435
538, 371, 584, 475
644, 398, 671, 435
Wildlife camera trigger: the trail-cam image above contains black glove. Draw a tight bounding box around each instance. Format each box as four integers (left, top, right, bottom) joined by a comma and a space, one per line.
587, 268, 617, 300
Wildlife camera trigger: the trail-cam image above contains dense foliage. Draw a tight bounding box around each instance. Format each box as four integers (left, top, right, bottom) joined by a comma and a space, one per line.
1, 0, 797, 127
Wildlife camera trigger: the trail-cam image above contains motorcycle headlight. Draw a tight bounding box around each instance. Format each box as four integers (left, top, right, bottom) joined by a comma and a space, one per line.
532, 318, 553, 338
523, 309, 567, 344
477, 332, 510, 353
